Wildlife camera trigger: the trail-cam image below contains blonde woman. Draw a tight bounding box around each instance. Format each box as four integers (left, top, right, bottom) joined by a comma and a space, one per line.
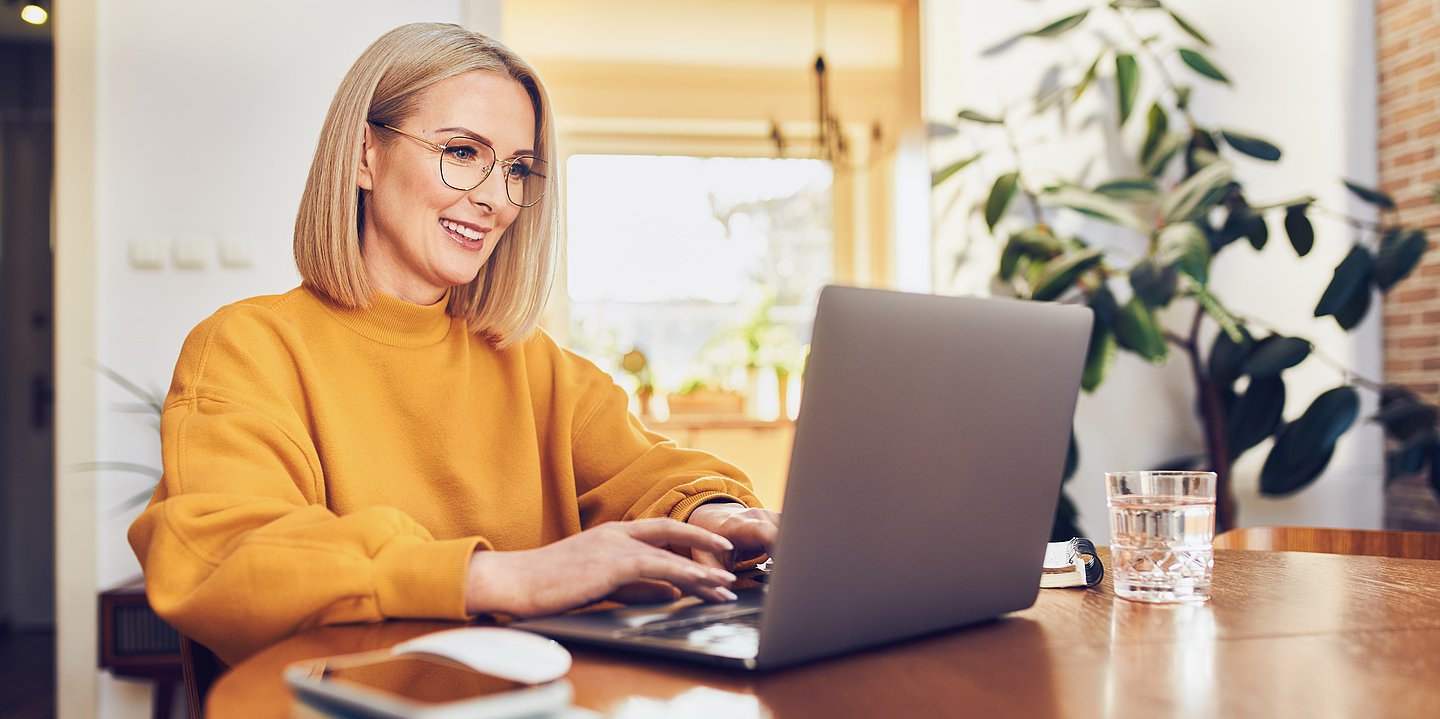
128, 23, 779, 665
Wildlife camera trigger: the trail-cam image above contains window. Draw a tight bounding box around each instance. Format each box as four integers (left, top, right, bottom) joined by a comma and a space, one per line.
565, 154, 834, 418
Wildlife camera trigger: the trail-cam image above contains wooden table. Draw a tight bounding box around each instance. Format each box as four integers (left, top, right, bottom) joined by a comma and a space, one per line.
209, 549, 1440, 718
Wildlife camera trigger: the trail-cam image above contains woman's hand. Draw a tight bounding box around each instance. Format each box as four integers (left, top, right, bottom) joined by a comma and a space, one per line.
464, 519, 739, 617
685, 503, 781, 572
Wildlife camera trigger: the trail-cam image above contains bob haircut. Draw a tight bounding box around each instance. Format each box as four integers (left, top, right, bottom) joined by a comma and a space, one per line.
294, 23, 558, 348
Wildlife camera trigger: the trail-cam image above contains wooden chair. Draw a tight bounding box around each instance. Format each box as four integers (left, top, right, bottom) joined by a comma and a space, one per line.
1214, 526, 1440, 560
180, 636, 228, 719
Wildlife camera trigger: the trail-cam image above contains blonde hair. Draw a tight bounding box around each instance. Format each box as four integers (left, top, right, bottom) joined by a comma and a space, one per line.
294, 23, 558, 347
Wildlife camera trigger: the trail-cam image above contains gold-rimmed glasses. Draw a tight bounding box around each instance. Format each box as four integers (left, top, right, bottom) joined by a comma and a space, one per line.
371, 123, 547, 208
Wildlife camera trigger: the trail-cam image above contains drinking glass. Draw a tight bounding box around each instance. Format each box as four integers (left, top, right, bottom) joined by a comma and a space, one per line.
1106, 471, 1217, 603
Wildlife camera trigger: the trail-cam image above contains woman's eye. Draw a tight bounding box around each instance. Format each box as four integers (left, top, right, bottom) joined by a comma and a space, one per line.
505, 161, 533, 180
444, 144, 481, 164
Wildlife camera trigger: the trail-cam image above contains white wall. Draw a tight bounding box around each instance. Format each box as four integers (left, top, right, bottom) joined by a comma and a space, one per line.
924, 0, 1382, 539
65, 2, 475, 717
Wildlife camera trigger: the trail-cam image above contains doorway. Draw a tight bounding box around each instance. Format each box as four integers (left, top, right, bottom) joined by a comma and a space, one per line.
0, 12, 57, 719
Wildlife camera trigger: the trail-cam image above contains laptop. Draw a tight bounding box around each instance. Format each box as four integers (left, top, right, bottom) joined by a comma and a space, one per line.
514, 285, 1092, 670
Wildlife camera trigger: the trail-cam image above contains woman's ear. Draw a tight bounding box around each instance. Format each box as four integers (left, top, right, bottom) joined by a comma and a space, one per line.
357, 122, 378, 191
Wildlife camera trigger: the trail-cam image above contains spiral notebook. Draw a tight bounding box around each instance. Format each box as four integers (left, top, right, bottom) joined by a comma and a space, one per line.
1041, 537, 1105, 588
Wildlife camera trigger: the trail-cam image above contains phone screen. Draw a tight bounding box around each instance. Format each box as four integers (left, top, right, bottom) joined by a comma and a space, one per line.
320, 655, 527, 705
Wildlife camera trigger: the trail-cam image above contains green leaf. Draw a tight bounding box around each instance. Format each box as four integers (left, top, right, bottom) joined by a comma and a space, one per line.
1144, 134, 1184, 177
1208, 324, 1254, 382
1334, 279, 1373, 330
1386, 433, 1433, 481
1260, 387, 1360, 495
1082, 315, 1117, 392
1168, 9, 1211, 46
985, 172, 1020, 232
1242, 335, 1311, 378
1141, 104, 1170, 168
1242, 212, 1269, 251
1374, 385, 1440, 442
1315, 245, 1374, 329
1180, 48, 1229, 84
1111, 0, 1162, 7
958, 109, 1004, 125
1185, 129, 1220, 176
1028, 10, 1090, 38
1074, 51, 1106, 102
1043, 186, 1151, 233
1032, 248, 1106, 301
1162, 160, 1234, 223
1095, 178, 1159, 202
931, 153, 982, 187
1226, 377, 1286, 460
1130, 258, 1178, 307
1158, 221, 1211, 283
1185, 276, 1244, 343
1090, 280, 1121, 327
1374, 227, 1429, 290
1000, 227, 1064, 280
1342, 179, 1396, 210
1284, 203, 1315, 257
1220, 130, 1282, 162
1115, 296, 1168, 362
1116, 54, 1139, 126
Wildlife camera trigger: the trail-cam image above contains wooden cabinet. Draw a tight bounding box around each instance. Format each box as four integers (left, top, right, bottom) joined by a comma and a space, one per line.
647, 418, 793, 510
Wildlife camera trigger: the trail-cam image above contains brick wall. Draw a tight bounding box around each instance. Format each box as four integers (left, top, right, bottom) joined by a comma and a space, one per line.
1378, 0, 1440, 528
1380, 0, 1440, 394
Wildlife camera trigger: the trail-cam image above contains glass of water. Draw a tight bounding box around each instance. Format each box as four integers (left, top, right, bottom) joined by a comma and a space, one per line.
1106, 471, 1217, 603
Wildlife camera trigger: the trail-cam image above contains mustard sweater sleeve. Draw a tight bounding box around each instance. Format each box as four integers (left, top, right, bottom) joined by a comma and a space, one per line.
558, 344, 763, 526
127, 304, 483, 664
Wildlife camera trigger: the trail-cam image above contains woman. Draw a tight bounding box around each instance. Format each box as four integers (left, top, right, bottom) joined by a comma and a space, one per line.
128, 22, 779, 665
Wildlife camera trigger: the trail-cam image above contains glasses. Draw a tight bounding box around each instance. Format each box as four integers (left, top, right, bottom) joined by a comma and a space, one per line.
372, 123, 547, 208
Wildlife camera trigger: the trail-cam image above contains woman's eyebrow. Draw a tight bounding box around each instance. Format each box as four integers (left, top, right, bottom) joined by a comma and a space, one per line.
434, 126, 535, 156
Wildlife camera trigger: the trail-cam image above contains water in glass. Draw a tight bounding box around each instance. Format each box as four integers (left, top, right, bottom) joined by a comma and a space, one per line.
1108, 495, 1215, 602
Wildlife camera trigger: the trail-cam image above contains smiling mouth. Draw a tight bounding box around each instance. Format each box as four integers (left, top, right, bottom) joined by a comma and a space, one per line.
440, 218, 490, 248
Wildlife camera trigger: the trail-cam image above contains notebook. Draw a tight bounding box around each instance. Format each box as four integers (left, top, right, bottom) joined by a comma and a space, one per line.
514, 285, 1093, 670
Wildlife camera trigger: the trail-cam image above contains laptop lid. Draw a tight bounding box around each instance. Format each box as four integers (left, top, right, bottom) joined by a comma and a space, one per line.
513, 286, 1091, 669
752, 285, 1091, 667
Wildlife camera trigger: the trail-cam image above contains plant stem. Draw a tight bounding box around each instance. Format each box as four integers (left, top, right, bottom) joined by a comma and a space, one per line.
1178, 303, 1237, 530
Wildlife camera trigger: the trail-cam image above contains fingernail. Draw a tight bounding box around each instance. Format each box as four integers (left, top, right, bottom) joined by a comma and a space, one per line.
717, 587, 738, 601
713, 569, 737, 583
718, 537, 735, 551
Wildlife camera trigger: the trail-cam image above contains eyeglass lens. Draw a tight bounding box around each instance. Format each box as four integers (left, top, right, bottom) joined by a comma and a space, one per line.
439, 137, 547, 207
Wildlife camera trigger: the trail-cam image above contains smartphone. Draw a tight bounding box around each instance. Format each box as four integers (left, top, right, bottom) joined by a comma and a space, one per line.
285, 650, 572, 719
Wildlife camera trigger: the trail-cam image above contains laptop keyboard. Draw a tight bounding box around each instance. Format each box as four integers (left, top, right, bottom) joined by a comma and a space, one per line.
619, 607, 763, 652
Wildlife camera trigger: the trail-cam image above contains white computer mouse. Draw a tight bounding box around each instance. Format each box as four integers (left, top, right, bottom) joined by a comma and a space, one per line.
392, 627, 573, 684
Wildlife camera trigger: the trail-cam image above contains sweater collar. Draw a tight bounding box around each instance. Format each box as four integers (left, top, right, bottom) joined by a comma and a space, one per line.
323, 288, 456, 347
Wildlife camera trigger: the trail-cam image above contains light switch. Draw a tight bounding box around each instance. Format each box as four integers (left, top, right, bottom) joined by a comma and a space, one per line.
219, 234, 254, 269
172, 234, 210, 270
127, 236, 165, 269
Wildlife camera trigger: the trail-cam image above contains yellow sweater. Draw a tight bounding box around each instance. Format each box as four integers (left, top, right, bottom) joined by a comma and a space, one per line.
128, 286, 758, 664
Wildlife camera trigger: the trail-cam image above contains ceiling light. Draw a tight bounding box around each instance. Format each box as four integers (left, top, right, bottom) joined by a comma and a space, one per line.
20, 4, 48, 25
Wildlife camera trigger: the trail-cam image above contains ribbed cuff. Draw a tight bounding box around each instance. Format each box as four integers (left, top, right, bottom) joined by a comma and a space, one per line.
668, 491, 750, 522
373, 535, 489, 620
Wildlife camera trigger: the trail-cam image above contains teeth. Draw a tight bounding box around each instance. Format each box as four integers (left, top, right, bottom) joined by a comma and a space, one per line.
441, 219, 484, 241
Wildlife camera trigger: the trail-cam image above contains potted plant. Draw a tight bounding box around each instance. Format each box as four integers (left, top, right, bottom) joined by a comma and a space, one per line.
933, 1, 1439, 534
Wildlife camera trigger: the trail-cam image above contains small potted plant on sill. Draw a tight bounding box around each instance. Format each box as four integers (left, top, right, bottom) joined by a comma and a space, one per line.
619, 347, 656, 417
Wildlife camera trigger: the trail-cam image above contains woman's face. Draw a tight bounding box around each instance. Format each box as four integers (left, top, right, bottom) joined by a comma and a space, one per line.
357, 70, 536, 305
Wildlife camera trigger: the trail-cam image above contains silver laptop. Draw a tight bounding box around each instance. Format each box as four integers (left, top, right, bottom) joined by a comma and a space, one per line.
514, 285, 1092, 670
